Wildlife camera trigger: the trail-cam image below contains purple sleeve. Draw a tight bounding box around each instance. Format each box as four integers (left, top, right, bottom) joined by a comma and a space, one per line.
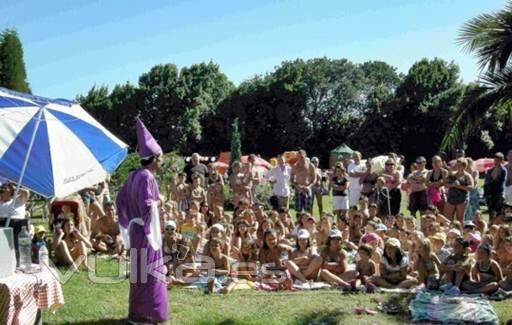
137, 171, 159, 236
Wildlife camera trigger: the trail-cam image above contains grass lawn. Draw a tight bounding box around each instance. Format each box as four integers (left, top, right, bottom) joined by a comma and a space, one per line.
41, 188, 512, 324
42, 257, 512, 324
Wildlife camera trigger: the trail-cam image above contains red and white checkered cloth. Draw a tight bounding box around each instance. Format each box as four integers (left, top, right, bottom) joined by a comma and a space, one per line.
0, 265, 64, 325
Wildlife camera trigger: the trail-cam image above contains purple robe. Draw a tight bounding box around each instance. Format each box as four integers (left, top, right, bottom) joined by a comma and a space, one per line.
116, 168, 168, 322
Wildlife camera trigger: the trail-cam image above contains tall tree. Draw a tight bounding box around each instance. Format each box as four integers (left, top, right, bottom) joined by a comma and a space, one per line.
0, 29, 30, 93
230, 118, 242, 167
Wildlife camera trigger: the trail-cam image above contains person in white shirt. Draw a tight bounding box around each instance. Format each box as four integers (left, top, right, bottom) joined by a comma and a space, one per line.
347, 151, 366, 208
0, 182, 30, 264
267, 156, 291, 211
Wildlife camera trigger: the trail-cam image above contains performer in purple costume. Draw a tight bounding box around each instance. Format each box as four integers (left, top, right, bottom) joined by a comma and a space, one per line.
116, 118, 168, 323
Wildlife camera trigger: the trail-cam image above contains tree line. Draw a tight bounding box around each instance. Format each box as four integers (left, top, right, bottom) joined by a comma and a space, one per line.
76, 57, 510, 166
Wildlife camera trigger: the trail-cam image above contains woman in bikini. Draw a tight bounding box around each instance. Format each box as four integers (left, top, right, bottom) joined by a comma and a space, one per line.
426, 155, 448, 211
444, 158, 474, 224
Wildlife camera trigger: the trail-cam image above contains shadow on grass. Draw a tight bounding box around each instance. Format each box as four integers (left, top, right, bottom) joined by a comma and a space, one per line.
295, 309, 348, 325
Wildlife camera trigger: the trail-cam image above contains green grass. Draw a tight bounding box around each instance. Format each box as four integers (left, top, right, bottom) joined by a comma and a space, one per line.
42, 258, 512, 324
42, 181, 512, 325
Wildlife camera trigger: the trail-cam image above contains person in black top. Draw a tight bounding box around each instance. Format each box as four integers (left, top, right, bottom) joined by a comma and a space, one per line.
184, 153, 209, 186
331, 164, 349, 219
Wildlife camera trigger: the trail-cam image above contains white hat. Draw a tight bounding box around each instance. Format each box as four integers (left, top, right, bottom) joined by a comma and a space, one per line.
328, 229, 343, 238
463, 220, 476, 228
297, 229, 310, 239
386, 237, 401, 249
211, 223, 225, 233
165, 220, 177, 229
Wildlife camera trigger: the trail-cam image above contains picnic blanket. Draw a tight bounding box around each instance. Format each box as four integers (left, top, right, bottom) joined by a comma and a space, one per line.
409, 291, 498, 324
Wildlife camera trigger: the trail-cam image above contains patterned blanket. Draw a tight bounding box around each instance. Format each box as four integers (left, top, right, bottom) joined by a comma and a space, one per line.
409, 291, 498, 324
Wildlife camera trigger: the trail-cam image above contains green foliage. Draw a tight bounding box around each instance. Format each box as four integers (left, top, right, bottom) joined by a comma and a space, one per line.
396, 58, 460, 104
0, 29, 30, 93
229, 118, 242, 166
441, 2, 512, 152
109, 152, 184, 199
79, 62, 234, 154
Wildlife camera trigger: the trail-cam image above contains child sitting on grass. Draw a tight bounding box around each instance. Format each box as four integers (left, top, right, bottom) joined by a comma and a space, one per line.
462, 243, 502, 294
355, 244, 376, 289
319, 229, 356, 290
439, 237, 473, 294
286, 229, 322, 283
369, 237, 417, 289
415, 238, 441, 290
259, 230, 293, 290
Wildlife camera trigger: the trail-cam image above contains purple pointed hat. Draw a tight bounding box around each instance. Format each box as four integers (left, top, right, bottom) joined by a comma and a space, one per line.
135, 117, 162, 159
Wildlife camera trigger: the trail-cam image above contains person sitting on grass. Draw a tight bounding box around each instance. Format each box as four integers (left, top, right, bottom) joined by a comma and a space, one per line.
163, 220, 180, 271
319, 229, 357, 290
53, 218, 92, 272
232, 220, 254, 252
316, 214, 334, 248
169, 238, 196, 286
414, 238, 441, 290
205, 238, 231, 294
90, 201, 124, 256
235, 238, 259, 281
369, 238, 417, 289
439, 237, 473, 294
491, 263, 512, 300
259, 230, 294, 290
348, 212, 364, 244
462, 243, 502, 294
286, 229, 323, 284
32, 225, 48, 263
355, 244, 377, 289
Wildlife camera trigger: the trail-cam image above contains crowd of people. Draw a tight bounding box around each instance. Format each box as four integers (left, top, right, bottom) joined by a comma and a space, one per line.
3, 147, 512, 300
156, 149, 512, 297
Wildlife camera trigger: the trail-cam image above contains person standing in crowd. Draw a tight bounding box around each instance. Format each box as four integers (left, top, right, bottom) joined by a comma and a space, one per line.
230, 161, 252, 209
484, 153, 508, 224
0, 183, 30, 263
185, 153, 209, 186
116, 118, 168, 323
382, 158, 402, 216
248, 154, 261, 202
311, 157, 324, 216
427, 155, 448, 211
291, 150, 316, 214
407, 156, 429, 217
331, 164, 349, 219
445, 158, 474, 224
347, 151, 366, 208
464, 158, 480, 222
267, 155, 292, 211
505, 150, 512, 205
360, 160, 377, 203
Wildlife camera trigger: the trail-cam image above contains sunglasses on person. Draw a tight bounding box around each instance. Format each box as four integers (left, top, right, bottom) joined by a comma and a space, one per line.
166, 227, 175, 232
385, 163, 395, 166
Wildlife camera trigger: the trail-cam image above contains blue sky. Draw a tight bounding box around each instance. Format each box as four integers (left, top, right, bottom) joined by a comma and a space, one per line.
1, 0, 507, 98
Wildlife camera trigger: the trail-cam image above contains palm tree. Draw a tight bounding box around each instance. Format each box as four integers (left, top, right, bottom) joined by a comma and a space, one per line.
441, 2, 512, 150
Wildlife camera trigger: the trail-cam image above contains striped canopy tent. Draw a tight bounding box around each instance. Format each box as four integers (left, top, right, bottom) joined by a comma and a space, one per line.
0, 87, 128, 200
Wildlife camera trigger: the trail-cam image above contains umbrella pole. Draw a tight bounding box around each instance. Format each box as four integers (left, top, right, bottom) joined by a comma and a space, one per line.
6, 108, 44, 228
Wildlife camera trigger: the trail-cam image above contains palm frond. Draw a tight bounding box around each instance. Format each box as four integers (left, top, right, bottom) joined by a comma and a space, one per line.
440, 68, 512, 150
458, 6, 512, 73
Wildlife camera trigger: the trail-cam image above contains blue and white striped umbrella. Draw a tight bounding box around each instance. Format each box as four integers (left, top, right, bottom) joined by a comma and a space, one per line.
0, 87, 128, 198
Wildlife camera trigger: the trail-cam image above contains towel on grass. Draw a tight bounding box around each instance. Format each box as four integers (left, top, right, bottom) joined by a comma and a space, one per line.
409, 291, 498, 324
